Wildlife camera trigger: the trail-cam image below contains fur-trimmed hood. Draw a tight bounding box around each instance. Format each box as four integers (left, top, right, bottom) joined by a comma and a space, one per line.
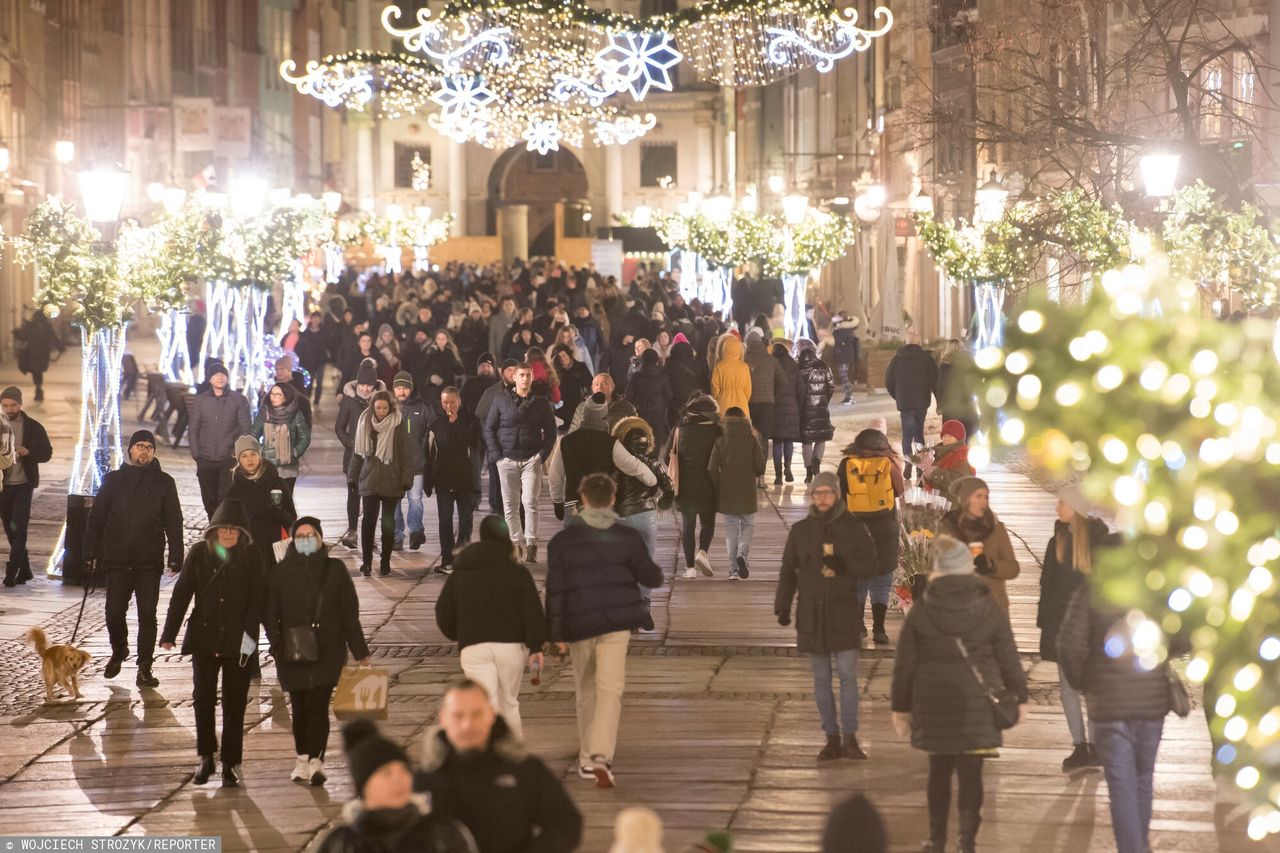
417, 716, 526, 773
611, 415, 653, 446
342, 378, 387, 399
338, 793, 431, 827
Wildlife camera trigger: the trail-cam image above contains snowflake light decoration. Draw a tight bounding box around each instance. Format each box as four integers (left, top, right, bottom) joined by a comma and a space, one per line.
593, 113, 658, 146
523, 120, 565, 154
597, 31, 682, 101
430, 73, 497, 118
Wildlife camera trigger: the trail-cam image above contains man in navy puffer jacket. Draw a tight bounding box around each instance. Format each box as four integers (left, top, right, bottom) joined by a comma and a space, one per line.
545, 473, 662, 788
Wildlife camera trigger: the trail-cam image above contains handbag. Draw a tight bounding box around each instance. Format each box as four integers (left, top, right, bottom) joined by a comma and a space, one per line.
1167, 668, 1192, 718
333, 664, 390, 721
281, 561, 328, 664
954, 637, 1021, 730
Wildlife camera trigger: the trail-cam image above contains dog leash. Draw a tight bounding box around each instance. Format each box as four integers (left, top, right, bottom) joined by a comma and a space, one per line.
69, 570, 97, 646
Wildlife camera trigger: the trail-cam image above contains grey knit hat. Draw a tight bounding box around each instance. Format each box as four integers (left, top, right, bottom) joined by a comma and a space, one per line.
811, 471, 840, 493
933, 535, 974, 576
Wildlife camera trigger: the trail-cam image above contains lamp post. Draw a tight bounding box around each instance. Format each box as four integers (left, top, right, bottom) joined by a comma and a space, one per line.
1139, 153, 1180, 200
60, 162, 130, 583
975, 168, 1008, 223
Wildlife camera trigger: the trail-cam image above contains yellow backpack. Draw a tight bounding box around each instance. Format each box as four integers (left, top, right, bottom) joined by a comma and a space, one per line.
844, 456, 895, 512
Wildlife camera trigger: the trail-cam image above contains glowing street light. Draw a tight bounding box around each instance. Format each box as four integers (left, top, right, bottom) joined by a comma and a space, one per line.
701, 194, 733, 225
323, 190, 343, 213
77, 164, 130, 225
782, 194, 810, 226
54, 139, 75, 164
268, 186, 293, 208
229, 176, 269, 219
767, 175, 786, 194
1140, 153, 1181, 199
161, 186, 188, 216
975, 168, 1009, 222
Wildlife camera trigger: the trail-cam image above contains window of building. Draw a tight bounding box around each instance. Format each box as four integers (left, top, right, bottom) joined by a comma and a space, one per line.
394, 142, 431, 188
1233, 51, 1256, 128
1201, 64, 1225, 138
264, 7, 291, 91
640, 142, 677, 187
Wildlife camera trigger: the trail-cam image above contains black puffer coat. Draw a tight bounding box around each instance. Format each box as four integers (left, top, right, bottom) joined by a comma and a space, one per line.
1037, 517, 1112, 662
545, 515, 663, 642
225, 460, 297, 568
436, 539, 546, 652
265, 545, 370, 692
483, 389, 557, 462
664, 342, 705, 419
612, 417, 671, 517
626, 360, 673, 450
891, 574, 1026, 753
797, 350, 835, 442
1057, 585, 1184, 722
774, 503, 880, 655
671, 411, 722, 514
316, 797, 477, 853
885, 344, 939, 412
161, 539, 265, 658
771, 349, 802, 440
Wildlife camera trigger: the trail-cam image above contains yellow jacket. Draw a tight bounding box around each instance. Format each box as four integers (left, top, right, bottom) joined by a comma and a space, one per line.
711, 336, 752, 417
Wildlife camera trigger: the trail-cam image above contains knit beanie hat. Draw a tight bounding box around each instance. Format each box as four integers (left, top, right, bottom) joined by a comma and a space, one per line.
128, 429, 156, 448
206, 361, 229, 380
867, 416, 888, 435
672, 332, 690, 345
479, 515, 510, 542
821, 794, 887, 853
640, 348, 660, 366
500, 358, 520, 370
951, 476, 989, 508
476, 352, 495, 370
341, 719, 410, 799
291, 516, 323, 539
933, 534, 974, 576
234, 435, 260, 458
811, 471, 840, 493
609, 807, 663, 853
577, 393, 609, 432
392, 371, 414, 390
356, 358, 378, 387
941, 419, 967, 443
0, 385, 21, 404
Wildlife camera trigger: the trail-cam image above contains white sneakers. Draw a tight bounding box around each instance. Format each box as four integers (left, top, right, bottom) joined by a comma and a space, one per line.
695, 549, 713, 577
683, 567, 698, 579
308, 757, 326, 786
290, 755, 309, 782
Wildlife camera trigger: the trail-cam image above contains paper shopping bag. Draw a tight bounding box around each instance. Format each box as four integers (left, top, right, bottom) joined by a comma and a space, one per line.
333, 664, 390, 721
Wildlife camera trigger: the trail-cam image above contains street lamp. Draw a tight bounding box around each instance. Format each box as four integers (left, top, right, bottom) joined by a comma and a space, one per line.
782, 194, 810, 226
768, 175, 786, 194
853, 184, 886, 223
162, 186, 187, 216
702, 193, 733, 225
229, 176, 268, 219
631, 204, 652, 227
54, 140, 75, 164
975, 168, 1008, 222
0, 141, 10, 174
1140, 153, 1181, 199
77, 164, 130, 227
268, 186, 293, 208
323, 190, 343, 214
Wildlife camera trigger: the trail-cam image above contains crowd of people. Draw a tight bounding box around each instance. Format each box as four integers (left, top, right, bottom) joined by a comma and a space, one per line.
0, 259, 1193, 853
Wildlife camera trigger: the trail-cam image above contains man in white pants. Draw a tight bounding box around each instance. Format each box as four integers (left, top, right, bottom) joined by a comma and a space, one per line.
435, 515, 546, 741
483, 364, 557, 563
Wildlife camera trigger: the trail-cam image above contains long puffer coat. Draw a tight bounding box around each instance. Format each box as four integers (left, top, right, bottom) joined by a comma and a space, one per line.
770, 348, 802, 441
797, 350, 835, 442
627, 360, 674, 451
664, 342, 705, 420
161, 539, 266, 659
1037, 516, 1112, 662
774, 503, 881, 655
671, 411, 722, 514
265, 545, 370, 692
891, 574, 1027, 753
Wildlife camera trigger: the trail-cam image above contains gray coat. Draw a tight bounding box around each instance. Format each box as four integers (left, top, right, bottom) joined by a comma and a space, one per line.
348, 421, 414, 499
708, 415, 765, 516
743, 336, 779, 404
187, 388, 251, 463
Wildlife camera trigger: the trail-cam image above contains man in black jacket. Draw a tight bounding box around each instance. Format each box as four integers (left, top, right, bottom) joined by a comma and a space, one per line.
294, 311, 330, 407
415, 680, 582, 852
545, 473, 662, 788
426, 387, 482, 572
0, 386, 52, 586
483, 364, 556, 564
884, 330, 938, 479
391, 371, 434, 551
84, 430, 184, 688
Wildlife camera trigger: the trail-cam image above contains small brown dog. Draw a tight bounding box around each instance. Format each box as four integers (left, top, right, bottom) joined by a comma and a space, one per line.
27, 627, 91, 703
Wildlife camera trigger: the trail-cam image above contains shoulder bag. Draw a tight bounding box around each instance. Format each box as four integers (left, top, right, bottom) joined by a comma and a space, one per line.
954, 637, 1020, 730
282, 561, 328, 664
1167, 667, 1192, 718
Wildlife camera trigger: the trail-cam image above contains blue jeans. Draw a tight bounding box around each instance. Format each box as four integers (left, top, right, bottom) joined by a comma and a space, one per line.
900, 408, 927, 478
616, 510, 658, 603
393, 474, 425, 542
1095, 718, 1164, 853
857, 571, 893, 607
723, 513, 755, 564
809, 649, 859, 736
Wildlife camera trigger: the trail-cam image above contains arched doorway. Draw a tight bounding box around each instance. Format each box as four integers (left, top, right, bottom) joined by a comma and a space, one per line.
486, 146, 589, 259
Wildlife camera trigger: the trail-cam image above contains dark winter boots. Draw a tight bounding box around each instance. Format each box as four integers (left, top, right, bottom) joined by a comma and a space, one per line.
958, 809, 982, 853
784, 461, 793, 482
817, 735, 843, 761
920, 812, 948, 852
193, 755, 215, 785
773, 461, 783, 486
872, 603, 890, 645
841, 734, 867, 759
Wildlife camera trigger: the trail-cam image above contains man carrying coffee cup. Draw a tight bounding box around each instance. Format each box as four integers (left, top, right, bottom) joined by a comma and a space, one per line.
226, 435, 297, 570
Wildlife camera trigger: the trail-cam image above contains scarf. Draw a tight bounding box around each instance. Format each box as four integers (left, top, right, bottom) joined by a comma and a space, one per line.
946, 508, 996, 543
265, 422, 293, 466
355, 407, 403, 465
578, 506, 618, 529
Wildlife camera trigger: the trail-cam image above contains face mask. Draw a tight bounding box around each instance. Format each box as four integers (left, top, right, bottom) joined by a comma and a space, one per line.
295, 537, 320, 556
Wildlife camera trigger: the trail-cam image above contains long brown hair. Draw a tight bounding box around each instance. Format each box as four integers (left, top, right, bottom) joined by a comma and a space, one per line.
1055, 514, 1094, 574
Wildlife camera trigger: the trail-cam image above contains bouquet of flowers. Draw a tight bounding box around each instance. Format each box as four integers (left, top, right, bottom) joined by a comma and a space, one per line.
892, 488, 951, 612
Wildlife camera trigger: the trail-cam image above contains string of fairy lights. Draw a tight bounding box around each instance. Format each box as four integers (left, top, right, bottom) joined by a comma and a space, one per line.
281, 0, 892, 153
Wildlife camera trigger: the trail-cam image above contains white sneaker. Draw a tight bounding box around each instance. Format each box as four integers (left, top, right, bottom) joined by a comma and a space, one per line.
308, 757, 326, 787
683, 567, 697, 580
290, 755, 309, 782
695, 549, 713, 577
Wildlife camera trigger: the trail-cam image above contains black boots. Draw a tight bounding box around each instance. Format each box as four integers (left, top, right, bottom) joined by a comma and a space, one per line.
872, 603, 890, 645
2, 565, 16, 587
136, 666, 159, 688
817, 735, 843, 761
773, 462, 783, 485
222, 763, 240, 788
784, 463, 794, 483
841, 734, 867, 759
804, 465, 815, 484
193, 755, 215, 785
921, 812, 948, 852
957, 809, 981, 853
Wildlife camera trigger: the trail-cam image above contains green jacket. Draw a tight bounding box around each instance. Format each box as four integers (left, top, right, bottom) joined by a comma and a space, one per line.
708, 415, 765, 516
251, 408, 312, 477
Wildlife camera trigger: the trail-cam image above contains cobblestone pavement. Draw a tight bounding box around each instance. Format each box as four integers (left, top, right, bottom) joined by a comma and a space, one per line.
0, 341, 1260, 852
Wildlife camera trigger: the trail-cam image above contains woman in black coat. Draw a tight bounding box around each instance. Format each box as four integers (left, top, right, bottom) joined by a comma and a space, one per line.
266, 516, 371, 787
160, 499, 265, 788
770, 342, 802, 484
16, 310, 63, 402
626, 348, 674, 452
1038, 486, 1115, 771
796, 344, 835, 483
663, 339, 705, 422
225, 437, 297, 570
891, 535, 1027, 852
668, 394, 722, 578
551, 345, 592, 430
